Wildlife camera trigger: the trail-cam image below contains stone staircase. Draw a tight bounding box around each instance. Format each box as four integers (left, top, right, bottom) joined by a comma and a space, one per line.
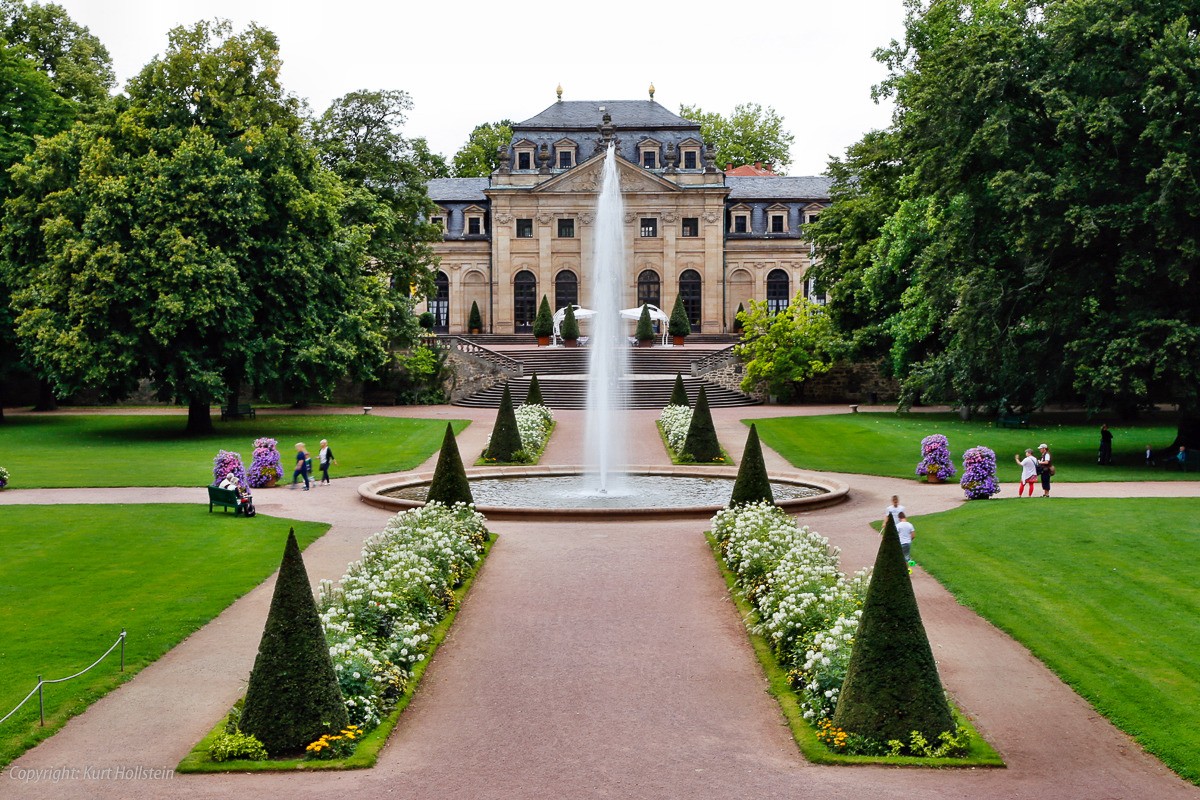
451, 345, 759, 409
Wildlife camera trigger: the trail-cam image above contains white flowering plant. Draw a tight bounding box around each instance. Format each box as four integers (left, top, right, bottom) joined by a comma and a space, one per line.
658, 405, 693, 455
711, 502, 870, 724
317, 502, 490, 734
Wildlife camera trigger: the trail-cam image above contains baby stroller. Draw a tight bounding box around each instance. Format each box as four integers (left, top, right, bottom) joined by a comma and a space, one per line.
237, 485, 256, 517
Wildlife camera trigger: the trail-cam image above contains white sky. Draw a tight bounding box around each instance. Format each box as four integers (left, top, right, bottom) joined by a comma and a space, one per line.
49, 0, 907, 176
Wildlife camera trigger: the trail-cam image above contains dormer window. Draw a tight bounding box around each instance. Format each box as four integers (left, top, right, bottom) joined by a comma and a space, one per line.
430, 214, 446, 233
464, 205, 486, 237
729, 204, 751, 234
678, 138, 703, 171
554, 138, 577, 170
513, 139, 537, 171
638, 138, 662, 170
768, 204, 789, 234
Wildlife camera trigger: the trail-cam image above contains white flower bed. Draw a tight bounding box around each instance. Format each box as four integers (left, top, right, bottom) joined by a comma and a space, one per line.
658, 404, 693, 454
515, 403, 554, 456
317, 502, 490, 730
711, 502, 870, 722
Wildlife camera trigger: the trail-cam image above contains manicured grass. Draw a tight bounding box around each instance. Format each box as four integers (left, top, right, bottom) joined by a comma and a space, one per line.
916, 498, 1200, 784
0, 414, 469, 488
750, 412, 1191, 482
0, 505, 329, 768
177, 533, 496, 772
705, 532, 1002, 768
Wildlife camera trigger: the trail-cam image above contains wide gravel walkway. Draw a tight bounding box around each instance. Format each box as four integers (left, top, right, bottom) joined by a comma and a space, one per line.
1, 404, 1197, 799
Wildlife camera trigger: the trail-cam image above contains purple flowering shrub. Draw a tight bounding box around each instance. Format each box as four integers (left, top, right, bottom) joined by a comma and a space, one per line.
960, 446, 1000, 499
212, 450, 247, 486
915, 434, 957, 481
247, 437, 284, 488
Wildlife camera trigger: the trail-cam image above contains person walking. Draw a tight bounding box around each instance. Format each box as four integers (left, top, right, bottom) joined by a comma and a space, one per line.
291, 442, 311, 490
885, 495, 905, 526
1098, 424, 1114, 465
1037, 443, 1053, 497
1015, 449, 1038, 497
318, 438, 337, 485
895, 511, 916, 564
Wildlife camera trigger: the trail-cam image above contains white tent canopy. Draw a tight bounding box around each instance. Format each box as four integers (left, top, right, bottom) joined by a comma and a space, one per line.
550, 303, 671, 345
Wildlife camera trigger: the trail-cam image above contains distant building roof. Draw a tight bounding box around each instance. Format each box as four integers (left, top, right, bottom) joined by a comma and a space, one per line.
427, 178, 489, 203
725, 162, 778, 177
726, 176, 832, 200
515, 100, 697, 130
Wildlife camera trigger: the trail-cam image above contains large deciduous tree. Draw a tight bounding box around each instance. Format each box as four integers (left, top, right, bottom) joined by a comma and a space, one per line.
451, 120, 513, 177
0, 20, 392, 432
811, 0, 1200, 446
0, 0, 115, 111
679, 103, 794, 173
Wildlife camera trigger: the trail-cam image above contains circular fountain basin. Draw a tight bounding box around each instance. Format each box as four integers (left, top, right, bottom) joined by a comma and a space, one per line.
359, 466, 848, 520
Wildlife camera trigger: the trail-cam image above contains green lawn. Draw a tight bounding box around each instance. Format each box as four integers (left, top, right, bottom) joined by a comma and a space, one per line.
915, 498, 1200, 784
0, 414, 468, 488
0, 505, 328, 768
750, 412, 1191, 482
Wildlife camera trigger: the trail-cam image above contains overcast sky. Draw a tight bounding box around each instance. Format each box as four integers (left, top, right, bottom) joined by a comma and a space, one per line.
49, 0, 908, 176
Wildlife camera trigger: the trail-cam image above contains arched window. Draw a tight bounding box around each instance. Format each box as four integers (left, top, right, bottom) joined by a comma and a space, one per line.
637, 269, 661, 310
513, 270, 537, 333
766, 269, 790, 314
679, 269, 702, 331
431, 271, 450, 332
555, 270, 578, 311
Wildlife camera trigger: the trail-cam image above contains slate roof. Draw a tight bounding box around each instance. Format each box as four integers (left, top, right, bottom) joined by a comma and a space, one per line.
427, 178, 489, 202
726, 176, 832, 200
515, 100, 697, 130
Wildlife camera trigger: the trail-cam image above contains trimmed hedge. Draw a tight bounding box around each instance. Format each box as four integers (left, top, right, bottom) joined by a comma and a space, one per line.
682, 385, 721, 462
524, 373, 544, 407
426, 422, 473, 506
730, 423, 774, 506
483, 385, 522, 461
669, 373, 689, 407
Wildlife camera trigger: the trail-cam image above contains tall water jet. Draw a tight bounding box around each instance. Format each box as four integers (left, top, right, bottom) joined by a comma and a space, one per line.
585, 144, 629, 491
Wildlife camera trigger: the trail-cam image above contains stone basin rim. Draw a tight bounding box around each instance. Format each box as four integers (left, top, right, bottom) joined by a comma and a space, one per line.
358, 465, 850, 520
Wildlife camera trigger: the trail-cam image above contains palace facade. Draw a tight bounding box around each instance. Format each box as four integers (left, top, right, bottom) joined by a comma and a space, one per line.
423, 96, 831, 334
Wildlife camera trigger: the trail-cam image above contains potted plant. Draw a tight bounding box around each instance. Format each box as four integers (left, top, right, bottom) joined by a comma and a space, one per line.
248, 437, 284, 488
915, 434, 956, 483
468, 300, 483, 335
635, 305, 655, 347
668, 295, 691, 346
561, 304, 580, 347
533, 295, 554, 346
733, 302, 746, 334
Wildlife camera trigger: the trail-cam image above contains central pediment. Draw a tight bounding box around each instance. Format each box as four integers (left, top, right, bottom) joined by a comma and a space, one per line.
534, 153, 681, 195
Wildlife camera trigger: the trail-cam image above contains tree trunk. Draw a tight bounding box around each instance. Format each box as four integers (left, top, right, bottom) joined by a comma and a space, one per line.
187, 400, 213, 435
1168, 415, 1200, 452
32, 379, 57, 412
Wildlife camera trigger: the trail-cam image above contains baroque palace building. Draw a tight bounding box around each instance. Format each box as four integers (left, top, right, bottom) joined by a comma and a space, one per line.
423, 92, 831, 335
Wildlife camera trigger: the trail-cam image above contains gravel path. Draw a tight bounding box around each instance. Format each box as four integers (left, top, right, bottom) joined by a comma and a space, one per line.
1, 405, 1197, 799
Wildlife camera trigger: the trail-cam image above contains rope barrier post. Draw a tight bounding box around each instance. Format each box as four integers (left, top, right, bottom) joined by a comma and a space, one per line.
37, 676, 44, 727
120, 630, 126, 672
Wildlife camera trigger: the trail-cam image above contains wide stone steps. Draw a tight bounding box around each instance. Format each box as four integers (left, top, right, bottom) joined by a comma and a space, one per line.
504, 348, 710, 377
460, 333, 738, 346
454, 375, 758, 410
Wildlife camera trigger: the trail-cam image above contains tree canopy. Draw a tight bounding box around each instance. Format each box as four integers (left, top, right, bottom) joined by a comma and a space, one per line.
679, 103, 794, 173
0, 20, 406, 431
735, 297, 838, 401
811, 0, 1200, 443
452, 120, 513, 177
0, 0, 114, 110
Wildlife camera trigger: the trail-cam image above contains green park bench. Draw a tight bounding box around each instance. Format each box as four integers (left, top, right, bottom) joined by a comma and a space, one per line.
998, 413, 1030, 429
207, 486, 242, 513
220, 403, 256, 422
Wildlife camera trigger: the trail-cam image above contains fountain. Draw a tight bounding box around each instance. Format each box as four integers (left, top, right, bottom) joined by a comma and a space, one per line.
360, 139, 848, 518
584, 144, 629, 493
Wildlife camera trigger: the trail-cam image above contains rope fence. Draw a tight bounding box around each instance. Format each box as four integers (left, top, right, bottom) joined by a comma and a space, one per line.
0, 630, 125, 728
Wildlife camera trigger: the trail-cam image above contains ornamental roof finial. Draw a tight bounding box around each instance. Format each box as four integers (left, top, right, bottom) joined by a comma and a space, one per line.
556, 83, 563, 101
648, 82, 655, 100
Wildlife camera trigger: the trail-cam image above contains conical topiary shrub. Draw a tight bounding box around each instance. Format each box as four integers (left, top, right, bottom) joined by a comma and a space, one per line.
733, 302, 746, 333
832, 515, 955, 746
635, 304, 655, 343
729, 423, 773, 506
468, 300, 483, 332
533, 295, 554, 340
682, 385, 721, 462
561, 304, 580, 341
669, 373, 689, 407
669, 295, 691, 339
426, 422, 473, 505
484, 384, 523, 461
524, 373, 544, 406
240, 529, 348, 755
